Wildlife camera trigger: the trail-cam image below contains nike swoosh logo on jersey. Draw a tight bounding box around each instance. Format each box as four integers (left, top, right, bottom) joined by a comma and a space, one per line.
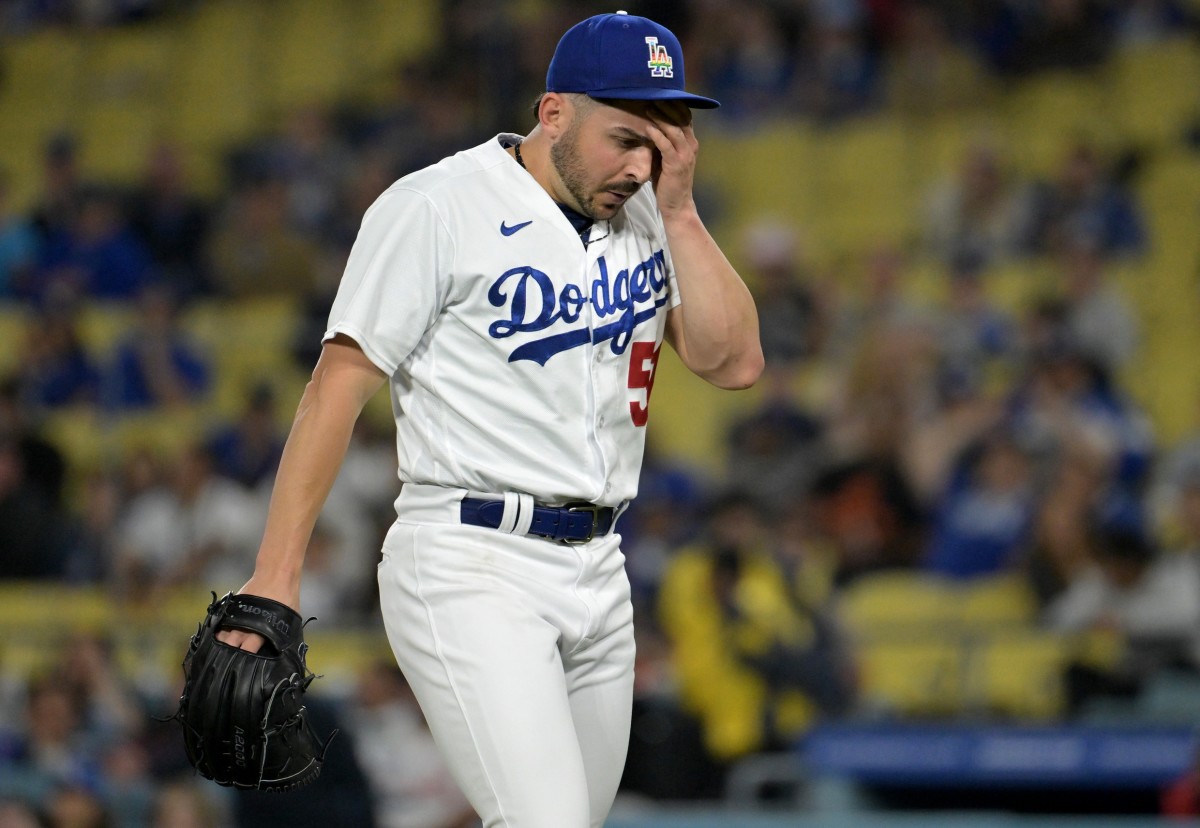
500, 220, 533, 236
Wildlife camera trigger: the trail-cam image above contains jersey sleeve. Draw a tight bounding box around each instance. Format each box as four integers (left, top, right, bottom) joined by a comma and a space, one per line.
323, 186, 454, 376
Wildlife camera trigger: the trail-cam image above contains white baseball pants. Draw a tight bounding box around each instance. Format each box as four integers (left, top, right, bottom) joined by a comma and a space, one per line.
376, 485, 636, 828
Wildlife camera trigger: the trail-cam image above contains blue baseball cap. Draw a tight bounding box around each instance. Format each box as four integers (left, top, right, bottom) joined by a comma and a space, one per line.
547, 11, 720, 109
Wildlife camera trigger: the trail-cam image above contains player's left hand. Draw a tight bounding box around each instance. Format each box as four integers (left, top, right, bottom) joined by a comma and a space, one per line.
645, 101, 698, 219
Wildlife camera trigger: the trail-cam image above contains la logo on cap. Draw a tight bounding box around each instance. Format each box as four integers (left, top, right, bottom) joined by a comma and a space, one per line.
645, 36, 673, 78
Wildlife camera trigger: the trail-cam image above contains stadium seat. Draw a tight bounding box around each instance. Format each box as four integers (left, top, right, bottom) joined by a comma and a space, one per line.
1109, 38, 1200, 150
353, 0, 441, 81
973, 631, 1069, 720
809, 117, 920, 254
958, 573, 1038, 630
75, 23, 177, 183
855, 637, 964, 716
837, 570, 956, 637
260, 0, 355, 113
1001, 69, 1112, 176
169, 1, 268, 153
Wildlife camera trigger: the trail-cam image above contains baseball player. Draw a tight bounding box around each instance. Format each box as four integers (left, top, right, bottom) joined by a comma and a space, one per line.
219, 11, 763, 827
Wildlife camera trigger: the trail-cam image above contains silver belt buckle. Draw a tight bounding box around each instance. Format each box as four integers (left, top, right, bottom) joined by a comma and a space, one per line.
563, 502, 600, 544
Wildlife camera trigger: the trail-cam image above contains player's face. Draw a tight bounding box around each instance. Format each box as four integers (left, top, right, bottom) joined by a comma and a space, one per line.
550, 98, 685, 220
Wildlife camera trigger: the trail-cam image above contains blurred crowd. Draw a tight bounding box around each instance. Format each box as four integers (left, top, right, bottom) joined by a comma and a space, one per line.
3, 0, 1200, 825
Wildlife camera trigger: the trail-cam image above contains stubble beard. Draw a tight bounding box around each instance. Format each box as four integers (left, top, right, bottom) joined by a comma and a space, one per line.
550, 118, 639, 221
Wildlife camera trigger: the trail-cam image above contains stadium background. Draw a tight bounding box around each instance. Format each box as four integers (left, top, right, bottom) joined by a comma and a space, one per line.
1, 1, 1200, 826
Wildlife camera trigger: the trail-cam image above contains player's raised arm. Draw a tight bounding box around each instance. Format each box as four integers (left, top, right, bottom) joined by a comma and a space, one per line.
650, 103, 764, 391
218, 334, 386, 648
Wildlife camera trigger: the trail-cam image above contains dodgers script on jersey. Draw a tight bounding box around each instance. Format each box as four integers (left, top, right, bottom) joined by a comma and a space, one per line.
324, 134, 681, 508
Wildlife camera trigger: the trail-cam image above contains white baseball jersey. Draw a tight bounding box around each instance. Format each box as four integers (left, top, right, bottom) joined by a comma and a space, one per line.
324, 133, 681, 508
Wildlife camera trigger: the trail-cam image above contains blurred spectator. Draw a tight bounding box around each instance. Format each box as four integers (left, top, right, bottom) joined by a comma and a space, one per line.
923, 429, 1037, 580
112, 443, 264, 599
922, 139, 1029, 268
204, 382, 284, 490
297, 521, 360, 628
348, 661, 474, 828
317, 418, 401, 613
902, 361, 1005, 505
15, 305, 102, 409
60, 471, 123, 585
1021, 140, 1148, 259
827, 321, 937, 463
810, 456, 925, 584
35, 185, 154, 302
691, 1, 799, 122
974, 0, 1114, 76
97, 737, 155, 828
0, 377, 68, 506
886, 3, 991, 116
825, 243, 932, 371
657, 492, 857, 765
1045, 524, 1200, 712
0, 673, 100, 806
0, 171, 40, 298
148, 780, 227, 828
44, 783, 108, 828
1058, 237, 1140, 373
52, 634, 145, 747
273, 105, 355, 239
0, 798, 43, 828
1113, 0, 1195, 46
724, 366, 825, 513
619, 439, 707, 609
741, 219, 825, 367
105, 286, 210, 411
934, 252, 1017, 377
29, 134, 82, 251
14, 300, 102, 410
794, 0, 882, 121
206, 179, 320, 299
1007, 335, 1154, 489
127, 141, 214, 299
0, 434, 70, 579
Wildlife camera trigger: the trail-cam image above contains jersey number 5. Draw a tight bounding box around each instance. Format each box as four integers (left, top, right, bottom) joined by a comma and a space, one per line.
628, 341, 661, 427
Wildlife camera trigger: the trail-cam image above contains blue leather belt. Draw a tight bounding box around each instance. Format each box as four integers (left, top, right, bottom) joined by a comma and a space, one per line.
460, 497, 615, 544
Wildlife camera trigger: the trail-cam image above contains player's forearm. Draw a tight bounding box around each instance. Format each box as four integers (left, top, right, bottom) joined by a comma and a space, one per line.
253, 354, 384, 589
664, 211, 764, 389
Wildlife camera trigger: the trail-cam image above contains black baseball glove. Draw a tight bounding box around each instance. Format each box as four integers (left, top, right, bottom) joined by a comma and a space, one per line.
167, 592, 336, 792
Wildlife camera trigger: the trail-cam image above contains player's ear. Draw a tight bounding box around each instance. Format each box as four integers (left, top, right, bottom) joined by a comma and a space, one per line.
538, 93, 571, 137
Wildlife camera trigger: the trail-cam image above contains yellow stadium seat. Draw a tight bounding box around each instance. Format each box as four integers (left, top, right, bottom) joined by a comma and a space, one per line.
837, 570, 956, 637
1109, 38, 1200, 149
73, 21, 176, 182
40, 405, 110, 474
261, 0, 354, 113
76, 302, 137, 359
169, 1, 268, 152
973, 631, 1068, 720
856, 637, 963, 716
0, 30, 86, 135
809, 117, 921, 254
958, 573, 1038, 630
0, 583, 113, 629
1001, 70, 1113, 176
699, 123, 823, 231
352, 0, 441, 79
